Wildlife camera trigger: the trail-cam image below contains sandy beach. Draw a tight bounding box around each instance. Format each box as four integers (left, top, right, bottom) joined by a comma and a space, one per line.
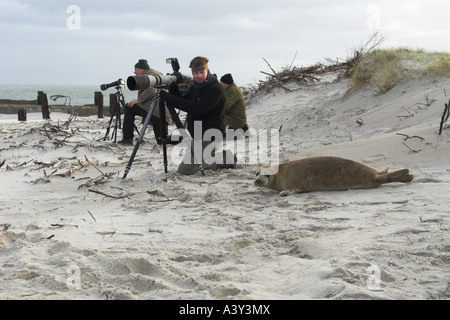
1, 70, 449, 300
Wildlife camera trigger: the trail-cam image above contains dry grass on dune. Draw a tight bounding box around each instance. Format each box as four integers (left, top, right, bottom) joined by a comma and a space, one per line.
348, 48, 450, 94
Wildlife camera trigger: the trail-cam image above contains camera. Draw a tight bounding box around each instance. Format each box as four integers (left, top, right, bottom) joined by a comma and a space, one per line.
127, 58, 183, 91
100, 79, 125, 91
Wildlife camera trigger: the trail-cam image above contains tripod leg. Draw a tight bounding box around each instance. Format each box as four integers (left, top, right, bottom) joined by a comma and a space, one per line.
119, 94, 127, 130
166, 105, 205, 176
104, 100, 120, 141
167, 105, 184, 129
159, 100, 169, 173
103, 112, 114, 141
104, 87, 126, 142
113, 102, 119, 143
122, 94, 159, 179
134, 125, 142, 140
118, 102, 122, 130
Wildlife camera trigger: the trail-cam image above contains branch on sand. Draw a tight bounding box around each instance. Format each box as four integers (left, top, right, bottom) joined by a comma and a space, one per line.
397, 133, 424, 153
439, 99, 450, 135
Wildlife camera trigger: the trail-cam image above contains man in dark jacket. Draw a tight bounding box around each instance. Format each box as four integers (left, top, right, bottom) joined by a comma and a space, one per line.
159, 56, 234, 175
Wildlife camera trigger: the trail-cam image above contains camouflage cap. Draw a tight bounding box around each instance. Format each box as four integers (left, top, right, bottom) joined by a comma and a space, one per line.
189, 56, 209, 72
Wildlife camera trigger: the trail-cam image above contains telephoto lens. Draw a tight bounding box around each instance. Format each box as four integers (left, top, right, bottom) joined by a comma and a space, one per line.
127, 74, 178, 91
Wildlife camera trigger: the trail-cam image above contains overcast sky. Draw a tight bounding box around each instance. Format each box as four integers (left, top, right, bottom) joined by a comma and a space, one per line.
1, 0, 449, 86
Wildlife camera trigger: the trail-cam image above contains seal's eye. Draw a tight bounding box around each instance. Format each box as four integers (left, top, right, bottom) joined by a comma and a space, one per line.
265, 175, 271, 179
255, 171, 260, 177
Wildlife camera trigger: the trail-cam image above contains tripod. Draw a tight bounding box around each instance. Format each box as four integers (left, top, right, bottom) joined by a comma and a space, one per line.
103, 85, 139, 142
103, 85, 124, 143
122, 88, 205, 179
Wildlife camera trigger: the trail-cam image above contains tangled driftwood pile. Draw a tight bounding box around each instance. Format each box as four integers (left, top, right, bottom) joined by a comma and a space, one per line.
243, 33, 384, 98
240, 56, 354, 99
36, 114, 80, 147
1, 115, 122, 190
242, 53, 361, 99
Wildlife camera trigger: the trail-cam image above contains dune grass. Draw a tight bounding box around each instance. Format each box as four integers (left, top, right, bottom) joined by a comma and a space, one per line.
243, 32, 449, 99
347, 48, 450, 93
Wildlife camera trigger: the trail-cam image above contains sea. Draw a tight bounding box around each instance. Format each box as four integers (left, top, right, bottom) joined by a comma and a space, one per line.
0, 84, 136, 106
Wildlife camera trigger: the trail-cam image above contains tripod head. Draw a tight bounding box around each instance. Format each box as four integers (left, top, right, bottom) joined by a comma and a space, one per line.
113, 83, 125, 96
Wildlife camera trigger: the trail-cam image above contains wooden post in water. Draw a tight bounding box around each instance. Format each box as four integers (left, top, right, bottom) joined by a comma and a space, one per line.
37, 91, 50, 119
18, 109, 27, 121
95, 91, 103, 118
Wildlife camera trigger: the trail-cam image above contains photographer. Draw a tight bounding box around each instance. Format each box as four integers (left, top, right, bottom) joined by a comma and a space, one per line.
119, 59, 169, 145
220, 73, 249, 132
159, 56, 235, 175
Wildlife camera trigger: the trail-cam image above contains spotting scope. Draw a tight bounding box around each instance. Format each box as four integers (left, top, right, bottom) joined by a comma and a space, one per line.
100, 78, 125, 91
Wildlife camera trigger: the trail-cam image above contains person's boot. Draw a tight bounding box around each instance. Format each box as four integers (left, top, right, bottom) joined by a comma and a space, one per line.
118, 138, 133, 145
158, 135, 183, 145
216, 150, 236, 170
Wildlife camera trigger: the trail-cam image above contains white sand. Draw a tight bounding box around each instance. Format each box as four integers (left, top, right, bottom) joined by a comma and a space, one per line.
1, 74, 449, 300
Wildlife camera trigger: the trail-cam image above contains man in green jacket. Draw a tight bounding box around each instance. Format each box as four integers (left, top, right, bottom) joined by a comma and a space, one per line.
220, 73, 249, 132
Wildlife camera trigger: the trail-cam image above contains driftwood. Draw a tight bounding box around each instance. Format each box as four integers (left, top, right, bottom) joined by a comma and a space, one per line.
96, 230, 117, 237
29, 153, 117, 189
37, 121, 79, 141
439, 99, 450, 135
29, 119, 118, 183
34, 160, 57, 170
397, 133, 424, 153
87, 210, 97, 222
76, 156, 117, 189
87, 189, 128, 199
244, 52, 364, 98
51, 223, 78, 229
258, 57, 323, 94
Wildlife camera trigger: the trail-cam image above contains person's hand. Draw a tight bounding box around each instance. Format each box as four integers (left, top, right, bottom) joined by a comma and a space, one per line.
159, 90, 169, 101
168, 82, 179, 95
127, 99, 138, 107
174, 72, 183, 84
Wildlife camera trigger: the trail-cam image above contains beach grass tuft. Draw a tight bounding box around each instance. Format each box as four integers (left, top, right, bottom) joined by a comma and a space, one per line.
347, 48, 450, 94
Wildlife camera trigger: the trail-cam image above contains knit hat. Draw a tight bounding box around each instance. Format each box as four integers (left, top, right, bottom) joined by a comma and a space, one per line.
134, 59, 150, 70
220, 73, 233, 85
189, 56, 209, 72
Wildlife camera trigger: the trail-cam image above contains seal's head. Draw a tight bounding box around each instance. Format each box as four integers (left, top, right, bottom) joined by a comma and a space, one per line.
254, 170, 270, 187
254, 164, 279, 188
